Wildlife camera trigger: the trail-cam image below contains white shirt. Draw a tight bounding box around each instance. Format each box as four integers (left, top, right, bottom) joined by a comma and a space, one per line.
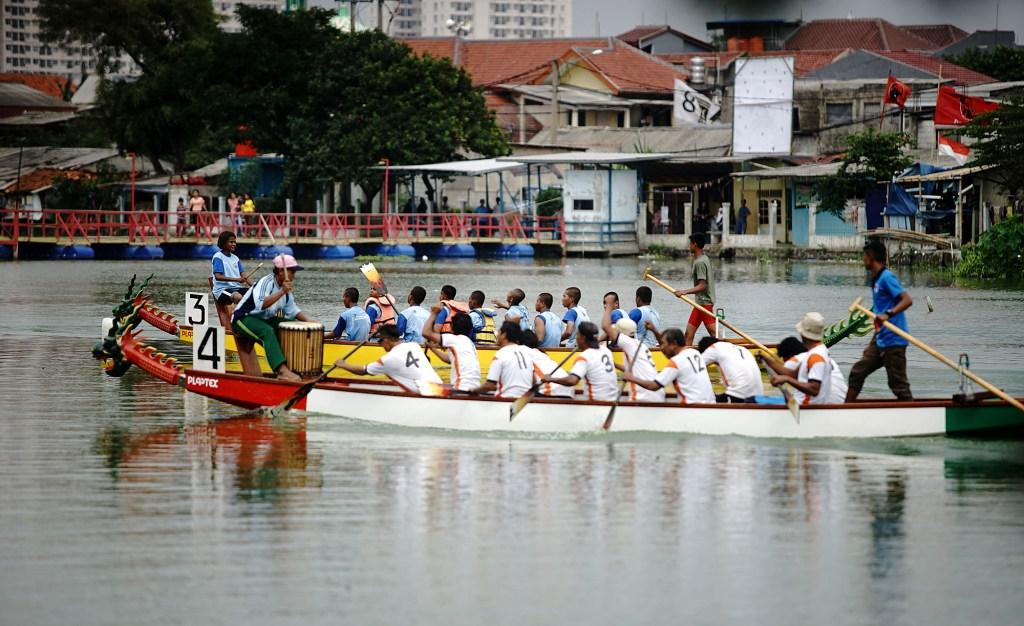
440, 333, 481, 392
487, 344, 536, 398
365, 343, 442, 394
790, 342, 833, 405
656, 348, 716, 404
569, 346, 619, 402
611, 333, 664, 402
785, 349, 846, 404
701, 341, 763, 400
531, 348, 575, 398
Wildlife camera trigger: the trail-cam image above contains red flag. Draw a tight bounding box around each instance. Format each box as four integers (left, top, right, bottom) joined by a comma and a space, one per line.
935, 86, 999, 126
883, 74, 911, 108
937, 134, 970, 165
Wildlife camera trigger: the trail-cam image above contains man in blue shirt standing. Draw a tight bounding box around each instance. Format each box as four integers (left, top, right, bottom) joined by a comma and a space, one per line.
846, 240, 914, 401
326, 287, 370, 341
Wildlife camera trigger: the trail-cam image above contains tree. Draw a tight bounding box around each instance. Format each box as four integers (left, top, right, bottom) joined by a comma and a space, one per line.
815, 130, 913, 217
944, 46, 1024, 83
960, 94, 1024, 206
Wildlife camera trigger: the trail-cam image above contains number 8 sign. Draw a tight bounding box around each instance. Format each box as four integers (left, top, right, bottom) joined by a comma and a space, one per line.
192, 324, 225, 373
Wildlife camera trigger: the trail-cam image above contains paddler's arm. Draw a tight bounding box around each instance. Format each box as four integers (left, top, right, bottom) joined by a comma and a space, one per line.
769, 372, 820, 397
421, 305, 443, 344
622, 371, 661, 391
534, 315, 546, 339
542, 373, 580, 388
490, 298, 509, 310
426, 342, 451, 364
674, 279, 707, 297
213, 271, 248, 284
560, 320, 575, 342
643, 321, 663, 344
760, 355, 790, 376
601, 306, 619, 344
468, 380, 497, 395
333, 359, 369, 376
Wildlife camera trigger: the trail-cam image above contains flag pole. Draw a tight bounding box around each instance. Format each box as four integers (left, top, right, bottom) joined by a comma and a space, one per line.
880, 71, 888, 131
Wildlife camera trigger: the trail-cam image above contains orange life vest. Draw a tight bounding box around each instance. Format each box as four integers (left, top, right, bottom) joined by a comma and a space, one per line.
439, 299, 470, 333
365, 295, 397, 332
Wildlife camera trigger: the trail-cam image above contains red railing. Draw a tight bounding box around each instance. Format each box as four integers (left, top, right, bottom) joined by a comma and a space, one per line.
0, 208, 566, 247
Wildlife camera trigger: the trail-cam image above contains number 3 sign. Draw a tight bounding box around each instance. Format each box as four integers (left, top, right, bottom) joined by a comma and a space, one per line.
185, 292, 210, 326
192, 324, 225, 373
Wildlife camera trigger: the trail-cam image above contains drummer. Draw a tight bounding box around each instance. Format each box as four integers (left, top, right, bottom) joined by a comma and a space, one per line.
231, 254, 313, 382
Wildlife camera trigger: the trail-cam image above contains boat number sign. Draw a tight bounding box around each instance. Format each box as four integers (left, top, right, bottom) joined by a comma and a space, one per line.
192, 324, 226, 373
185, 292, 215, 326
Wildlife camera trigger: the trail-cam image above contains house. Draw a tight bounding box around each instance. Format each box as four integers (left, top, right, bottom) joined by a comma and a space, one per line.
705, 19, 803, 52
0, 82, 76, 119
901, 25, 969, 50
616, 26, 713, 55
783, 18, 937, 51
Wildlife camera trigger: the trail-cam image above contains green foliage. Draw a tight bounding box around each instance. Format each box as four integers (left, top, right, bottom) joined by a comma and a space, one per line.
534, 187, 563, 217
221, 161, 263, 198
816, 130, 913, 216
944, 46, 1024, 83
960, 94, 1024, 203
954, 216, 1024, 279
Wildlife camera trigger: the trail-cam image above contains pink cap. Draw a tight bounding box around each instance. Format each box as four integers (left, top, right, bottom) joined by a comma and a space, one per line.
273, 254, 303, 271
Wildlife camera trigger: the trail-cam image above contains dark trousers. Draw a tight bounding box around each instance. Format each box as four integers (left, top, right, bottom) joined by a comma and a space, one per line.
847, 338, 912, 400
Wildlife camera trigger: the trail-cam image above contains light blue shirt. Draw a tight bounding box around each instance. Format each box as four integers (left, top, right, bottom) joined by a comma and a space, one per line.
537, 310, 563, 348
398, 305, 430, 343
629, 305, 661, 347
506, 304, 530, 331
232, 273, 300, 322
333, 306, 370, 341
609, 308, 628, 324
562, 305, 589, 349
211, 251, 244, 297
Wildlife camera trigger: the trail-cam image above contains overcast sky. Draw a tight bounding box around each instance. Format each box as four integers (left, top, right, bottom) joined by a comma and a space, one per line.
574, 0, 1021, 41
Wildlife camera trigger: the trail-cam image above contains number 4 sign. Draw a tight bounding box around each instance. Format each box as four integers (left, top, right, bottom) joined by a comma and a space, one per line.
192, 324, 225, 373
185, 292, 211, 326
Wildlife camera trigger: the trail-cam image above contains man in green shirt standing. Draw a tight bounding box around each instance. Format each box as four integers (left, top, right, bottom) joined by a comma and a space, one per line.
674, 233, 717, 346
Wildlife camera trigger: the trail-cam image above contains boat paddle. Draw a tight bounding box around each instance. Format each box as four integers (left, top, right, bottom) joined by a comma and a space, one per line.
240, 262, 264, 283
509, 349, 578, 421
269, 332, 378, 417
602, 337, 647, 431
850, 297, 1024, 415
360, 262, 388, 294
644, 268, 801, 422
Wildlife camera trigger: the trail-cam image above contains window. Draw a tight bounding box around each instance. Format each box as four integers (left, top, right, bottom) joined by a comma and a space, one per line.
825, 103, 853, 126
573, 199, 594, 211
863, 103, 880, 122
792, 107, 800, 132
757, 190, 784, 225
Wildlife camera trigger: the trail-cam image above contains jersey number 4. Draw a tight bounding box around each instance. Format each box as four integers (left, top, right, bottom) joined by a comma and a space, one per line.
405, 352, 420, 368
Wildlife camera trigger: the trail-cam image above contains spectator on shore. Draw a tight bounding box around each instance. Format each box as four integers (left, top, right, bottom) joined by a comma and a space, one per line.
736, 199, 750, 235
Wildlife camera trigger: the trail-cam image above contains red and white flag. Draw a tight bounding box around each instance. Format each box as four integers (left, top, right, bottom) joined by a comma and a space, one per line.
937, 133, 970, 165
934, 86, 999, 126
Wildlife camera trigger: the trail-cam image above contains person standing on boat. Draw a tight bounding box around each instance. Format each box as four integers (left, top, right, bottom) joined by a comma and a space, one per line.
433, 285, 469, 334
776, 336, 847, 404
697, 337, 762, 403
210, 231, 251, 328
364, 285, 397, 335
491, 288, 531, 331
397, 286, 430, 344
764, 313, 834, 405
602, 311, 664, 403
467, 290, 496, 344
334, 325, 442, 395
674, 233, 716, 346
560, 287, 590, 348
624, 327, 715, 404
845, 240, 914, 401
629, 286, 662, 348
423, 306, 481, 393
533, 292, 563, 349
231, 254, 312, 382
470, 321, 536, 398
521, 330, 575, 399
544, 322, 619, 401
325, 287, 370, 341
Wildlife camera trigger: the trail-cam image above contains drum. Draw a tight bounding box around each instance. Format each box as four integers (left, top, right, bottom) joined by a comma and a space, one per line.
277, 321, 324, 378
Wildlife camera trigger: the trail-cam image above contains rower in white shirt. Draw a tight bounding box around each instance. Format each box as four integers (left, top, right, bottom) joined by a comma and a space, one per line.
697, 336, 764, 403
422, 304, 481, 393
469, 321, 536, 398
543, 321, 619, 401
520, 330, 575, 398
775, 335, 848, 404
763, 313, 835, 405
333, 325, 442, 394
601, 305, 663, 402
624, 327, 716, 404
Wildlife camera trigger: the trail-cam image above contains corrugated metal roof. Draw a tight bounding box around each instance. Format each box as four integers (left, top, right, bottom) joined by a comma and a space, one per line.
897, 164, 995, 182
527, 126, 733, 156
0, 147, 119, 185
0, 82, 75, 110
498, 152, 672, 165
732, 162, 842, 178
382, 158, 526, 175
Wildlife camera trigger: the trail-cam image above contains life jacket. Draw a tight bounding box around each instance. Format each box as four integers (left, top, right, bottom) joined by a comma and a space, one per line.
439, 299, 470, 333
365, 295, 397, 333
471, 308, 497, 344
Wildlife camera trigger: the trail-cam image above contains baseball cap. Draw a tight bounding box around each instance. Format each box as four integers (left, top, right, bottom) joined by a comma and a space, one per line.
273, 254, 303, 271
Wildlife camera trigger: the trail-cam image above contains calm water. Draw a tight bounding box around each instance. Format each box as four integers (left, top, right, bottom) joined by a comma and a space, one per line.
1, 257, 1023, 625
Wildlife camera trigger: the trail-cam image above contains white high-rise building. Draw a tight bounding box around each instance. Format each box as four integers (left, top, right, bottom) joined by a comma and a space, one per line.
214, 1, 287, 33
393, 0, 572, 39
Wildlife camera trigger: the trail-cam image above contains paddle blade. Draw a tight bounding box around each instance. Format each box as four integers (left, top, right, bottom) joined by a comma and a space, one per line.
509, 388, 537, 421
416, 380, 451, 398
602, 405, 617, 431
782, 385, 801, 424
360, 263, 382, 286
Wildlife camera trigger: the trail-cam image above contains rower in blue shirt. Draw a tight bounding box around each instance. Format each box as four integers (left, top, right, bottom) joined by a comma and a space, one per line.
559, 286, 590, 349
533, 292, 564, 348
846, 240, 913, 401
602, 291, 630, 324
397, 286, 430, 343
210, 231, 251, 328
491, 288, 531, 331
326, 287, 370, 341
628, 286, 662, 347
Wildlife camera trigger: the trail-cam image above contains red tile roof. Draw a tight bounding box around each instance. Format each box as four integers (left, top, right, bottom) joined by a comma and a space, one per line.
555, 39, 689, 94
658, 50, 846, 78
0, 73, 74, 100
785, 19, 935, 51
616, 25, 712, 50
2, 168, 93, 193
872, 50, 996, 86
900, 24, 969, 49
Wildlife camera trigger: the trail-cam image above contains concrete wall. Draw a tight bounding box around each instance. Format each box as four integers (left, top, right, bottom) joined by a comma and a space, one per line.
562, 169, 638, 223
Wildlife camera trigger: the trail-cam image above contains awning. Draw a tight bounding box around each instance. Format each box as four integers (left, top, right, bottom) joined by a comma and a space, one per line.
884, 184, 917, 217
732, 162, 842, 178
498, 152, 672, 165
380, 158, 525, 175
898, 164, 995, 182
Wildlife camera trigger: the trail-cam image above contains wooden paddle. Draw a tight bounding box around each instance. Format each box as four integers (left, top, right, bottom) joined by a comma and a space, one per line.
850, 297, 1024, 415
644, 268, 801, 422
269, 333, 377, 417
509, 349, 578, 421
360, 262, 388, 295
602, 336, 647, 431
241, 262, 263, 283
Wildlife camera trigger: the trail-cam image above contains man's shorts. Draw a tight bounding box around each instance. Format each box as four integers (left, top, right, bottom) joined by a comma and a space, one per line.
687, 302, 716, 331
215, 287, 246, 306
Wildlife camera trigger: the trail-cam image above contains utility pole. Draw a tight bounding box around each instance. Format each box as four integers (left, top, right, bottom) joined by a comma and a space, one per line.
551, 60, 560, 133
377, 0, 383, 31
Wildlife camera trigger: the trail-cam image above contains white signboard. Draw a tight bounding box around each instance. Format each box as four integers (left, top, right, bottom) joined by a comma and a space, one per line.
732, 57, 794, 155
192, 324, 226, 373
673, 78, 720, 125
185, 292, 212, 327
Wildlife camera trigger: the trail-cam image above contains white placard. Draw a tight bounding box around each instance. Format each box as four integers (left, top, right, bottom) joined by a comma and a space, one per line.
673, 78, 720, 125
732, 57, 794, 155
192, 324, 225, 373
185, 292, 210, 326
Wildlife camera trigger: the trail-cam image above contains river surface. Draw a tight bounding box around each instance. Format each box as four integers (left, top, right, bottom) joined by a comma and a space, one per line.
1, 257, 1023, 625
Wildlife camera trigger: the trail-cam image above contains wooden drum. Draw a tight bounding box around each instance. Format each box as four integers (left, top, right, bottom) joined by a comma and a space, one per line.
277, 321, 324, 378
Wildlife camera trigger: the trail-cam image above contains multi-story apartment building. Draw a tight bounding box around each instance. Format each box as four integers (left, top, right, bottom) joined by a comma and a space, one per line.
214, 0, 287, 33
394, 0, 571, 39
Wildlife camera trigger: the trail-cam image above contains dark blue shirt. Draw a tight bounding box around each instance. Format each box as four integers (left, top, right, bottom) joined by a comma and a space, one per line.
872, 268, 908, 348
